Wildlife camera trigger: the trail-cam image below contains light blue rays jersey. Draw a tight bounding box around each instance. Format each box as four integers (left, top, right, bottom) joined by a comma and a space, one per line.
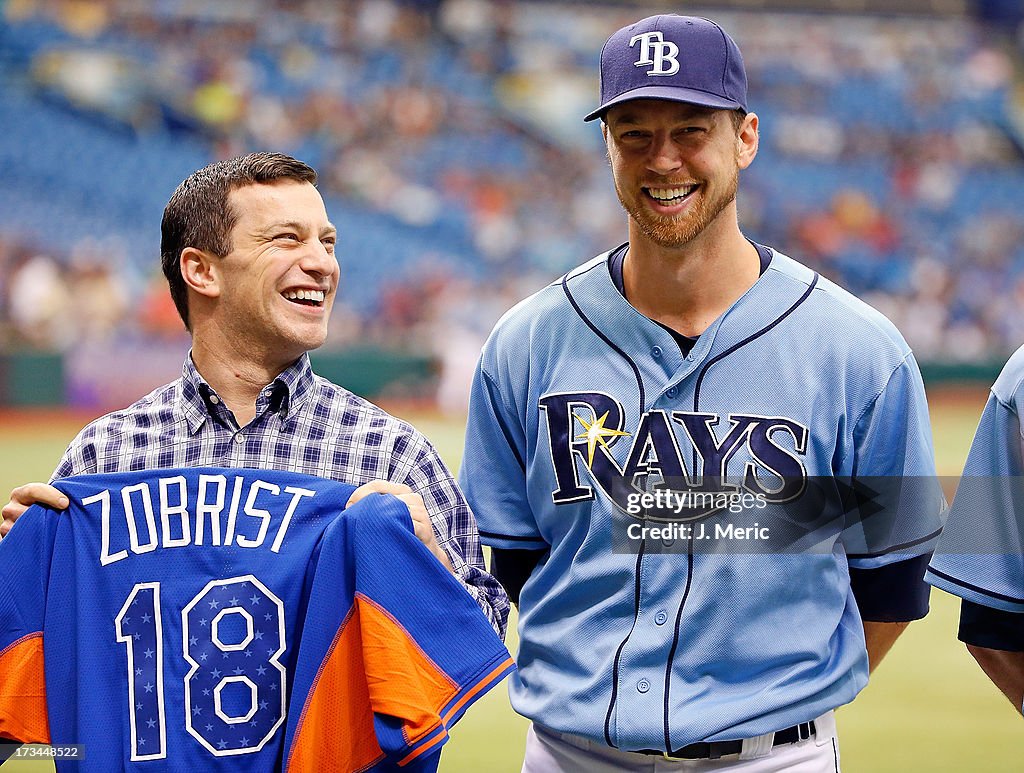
927, 344, 1024, 613
460, 248, 944, 753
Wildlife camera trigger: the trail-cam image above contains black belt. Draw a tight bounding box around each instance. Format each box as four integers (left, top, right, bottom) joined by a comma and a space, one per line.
638, 720, 816, 760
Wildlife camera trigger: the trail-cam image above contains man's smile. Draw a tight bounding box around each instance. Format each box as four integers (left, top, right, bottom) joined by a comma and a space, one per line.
643, 184, 699, 205
281, 288, 326, 307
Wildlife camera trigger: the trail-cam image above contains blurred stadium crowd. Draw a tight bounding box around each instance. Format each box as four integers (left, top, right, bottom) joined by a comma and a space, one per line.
2, 0, 1024, 371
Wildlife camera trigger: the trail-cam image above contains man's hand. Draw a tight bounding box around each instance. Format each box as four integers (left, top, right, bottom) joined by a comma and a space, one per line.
346, 481, 454, 574
1, 483, 69, 538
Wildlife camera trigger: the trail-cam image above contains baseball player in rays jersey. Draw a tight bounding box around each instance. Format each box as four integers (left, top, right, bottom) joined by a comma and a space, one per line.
927, 345, 1024, 716
459, 14, 945, 772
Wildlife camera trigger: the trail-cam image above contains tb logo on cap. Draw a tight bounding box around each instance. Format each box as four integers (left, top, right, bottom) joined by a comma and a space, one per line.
629, 31, 679, 76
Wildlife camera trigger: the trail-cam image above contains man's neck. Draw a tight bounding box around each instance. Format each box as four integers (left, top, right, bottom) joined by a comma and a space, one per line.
622, 220, 760, 338
190, 339, 293, 428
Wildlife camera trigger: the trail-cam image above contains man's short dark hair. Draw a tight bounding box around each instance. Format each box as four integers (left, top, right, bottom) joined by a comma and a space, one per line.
160, 152, 318, 331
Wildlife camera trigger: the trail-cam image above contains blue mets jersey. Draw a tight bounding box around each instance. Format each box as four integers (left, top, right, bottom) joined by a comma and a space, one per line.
927, 345, 1024, 614
460, 248, 944, 752
0, 468, 514, 771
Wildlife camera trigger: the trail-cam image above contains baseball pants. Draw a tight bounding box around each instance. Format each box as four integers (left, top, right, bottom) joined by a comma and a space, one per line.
522, 712, 840, 772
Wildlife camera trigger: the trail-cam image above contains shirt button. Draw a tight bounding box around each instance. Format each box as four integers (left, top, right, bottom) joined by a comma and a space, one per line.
686, 353, 695, 362
655, 610, 668, 626
666, 387, 678, 399
637, 679, 651, 694
209, 396, 219, 405
234, 433, 245, 444
652, 346, 663, 359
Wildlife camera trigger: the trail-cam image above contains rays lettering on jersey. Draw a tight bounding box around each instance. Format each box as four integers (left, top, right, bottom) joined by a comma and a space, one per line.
540, 392, 808, 517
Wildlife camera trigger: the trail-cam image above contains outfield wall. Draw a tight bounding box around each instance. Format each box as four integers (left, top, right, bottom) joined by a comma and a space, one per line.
0, 349, 1003, 409
0, 348, 436, 408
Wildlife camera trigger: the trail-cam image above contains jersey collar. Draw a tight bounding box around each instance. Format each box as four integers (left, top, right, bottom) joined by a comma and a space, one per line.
562, 248, 815, 398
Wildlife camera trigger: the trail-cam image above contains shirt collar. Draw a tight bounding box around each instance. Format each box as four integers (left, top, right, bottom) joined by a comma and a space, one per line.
180, 355, 213, 434
179, 352, 316, 433
270, 353, 316, 420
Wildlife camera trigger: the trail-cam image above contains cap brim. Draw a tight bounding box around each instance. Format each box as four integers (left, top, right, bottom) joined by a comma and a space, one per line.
584, 85, 744, 122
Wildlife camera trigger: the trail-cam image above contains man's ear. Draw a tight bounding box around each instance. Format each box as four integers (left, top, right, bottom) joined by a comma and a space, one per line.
180, 247, 220, 299
737, 112, 759, 170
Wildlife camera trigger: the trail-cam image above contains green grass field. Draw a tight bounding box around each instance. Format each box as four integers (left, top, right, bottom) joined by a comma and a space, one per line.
1, 385, 1022, 771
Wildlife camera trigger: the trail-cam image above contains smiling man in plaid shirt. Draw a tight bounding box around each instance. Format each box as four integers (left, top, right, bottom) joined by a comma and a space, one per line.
1, 152, 508, 637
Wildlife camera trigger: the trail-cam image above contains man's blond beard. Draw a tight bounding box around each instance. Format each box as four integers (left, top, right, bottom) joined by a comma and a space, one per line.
616, 164, 740, 250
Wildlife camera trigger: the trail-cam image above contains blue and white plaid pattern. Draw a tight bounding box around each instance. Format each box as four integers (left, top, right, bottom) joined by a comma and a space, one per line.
54, 353, 509, 637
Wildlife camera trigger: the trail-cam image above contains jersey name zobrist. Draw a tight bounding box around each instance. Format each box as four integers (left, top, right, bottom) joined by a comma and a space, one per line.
82, 474, 318, 566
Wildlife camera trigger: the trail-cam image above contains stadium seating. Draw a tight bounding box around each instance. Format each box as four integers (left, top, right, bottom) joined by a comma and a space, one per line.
1, 1, 1022, 364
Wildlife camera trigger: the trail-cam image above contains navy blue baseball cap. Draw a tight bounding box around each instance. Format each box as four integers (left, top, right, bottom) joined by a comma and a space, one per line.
584, 14, 747, 122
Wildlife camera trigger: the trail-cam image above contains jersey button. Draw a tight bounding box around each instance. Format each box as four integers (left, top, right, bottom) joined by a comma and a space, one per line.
652, 346, 663, 359
666, 386, 678, 399
654, 610, 668, 626
637, 679, 651, 694
234, 433, 245, 444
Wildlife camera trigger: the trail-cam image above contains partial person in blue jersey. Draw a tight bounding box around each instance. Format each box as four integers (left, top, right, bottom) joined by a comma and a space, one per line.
0, 152, 508, 638
459, 14, 945, 771
927, 346, 1024, 716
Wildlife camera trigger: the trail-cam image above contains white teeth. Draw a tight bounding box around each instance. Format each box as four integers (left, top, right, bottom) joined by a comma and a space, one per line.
283, 289, 325, 303
648, 185, 696, 202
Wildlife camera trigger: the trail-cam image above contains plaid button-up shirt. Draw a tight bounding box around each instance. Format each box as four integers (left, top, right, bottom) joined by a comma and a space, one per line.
53, 353, 509, 637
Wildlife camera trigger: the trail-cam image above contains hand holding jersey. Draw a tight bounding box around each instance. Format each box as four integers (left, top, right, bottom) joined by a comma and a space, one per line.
347, 481, 454, 572
1, 483, 68, 537
460, 14, 945, 771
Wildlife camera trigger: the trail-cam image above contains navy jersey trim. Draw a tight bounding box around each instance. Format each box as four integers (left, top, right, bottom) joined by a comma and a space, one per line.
846, 527, 942, 560
562, 268, 646, 410
564, 258, 649, 750
490, 547, 547, 606
958, 600, 1024, 651
603, 543, 647, 748
850, 555, 931, 622
608, 241, 773, 296
929, 566, 1024, 605
693, 273, 819, 410
663, 541, 696, 752
608, 243, 772, 361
